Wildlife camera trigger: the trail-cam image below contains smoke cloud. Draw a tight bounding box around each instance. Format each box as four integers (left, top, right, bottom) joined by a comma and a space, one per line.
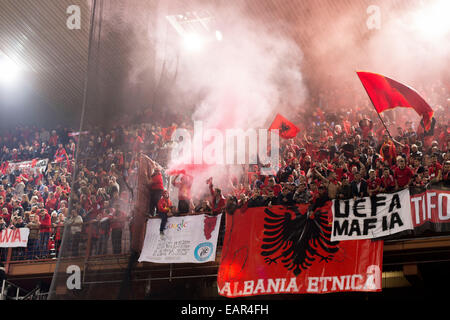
300, 0, 450, 111
87, 0, 450, 199
161, 4, 308, 198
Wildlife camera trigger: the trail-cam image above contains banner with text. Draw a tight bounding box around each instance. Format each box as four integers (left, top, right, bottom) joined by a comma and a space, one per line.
0, 228, 30, 247
7, 158, 49, 175
331, 189, 414, 241
138, 213, 222, 263
217, 203, 383, 297
410, 185, 450, 233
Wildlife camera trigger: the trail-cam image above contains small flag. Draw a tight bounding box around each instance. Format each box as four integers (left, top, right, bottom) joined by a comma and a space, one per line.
269, 113, 300, 139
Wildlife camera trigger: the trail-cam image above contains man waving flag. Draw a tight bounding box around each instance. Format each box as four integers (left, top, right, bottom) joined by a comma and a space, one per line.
269, 113, 300, 139
357, 71, 434, 131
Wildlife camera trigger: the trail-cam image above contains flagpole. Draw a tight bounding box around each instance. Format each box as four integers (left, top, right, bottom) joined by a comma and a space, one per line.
373, 107, 394, 141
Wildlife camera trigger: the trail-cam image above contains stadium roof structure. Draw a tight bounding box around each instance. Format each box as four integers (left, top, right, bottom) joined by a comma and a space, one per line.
0, 0, 90, 121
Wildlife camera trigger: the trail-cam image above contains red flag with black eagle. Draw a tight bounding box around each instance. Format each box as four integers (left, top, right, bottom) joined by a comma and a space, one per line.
161, 125, 177, 142
357, 71, 434, 131
217, 203, 383, 297
269, 113, 300, 139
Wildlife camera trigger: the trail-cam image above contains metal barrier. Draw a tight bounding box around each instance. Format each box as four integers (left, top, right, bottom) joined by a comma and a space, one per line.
0, 280, 30, 300
2, 184, 446, 272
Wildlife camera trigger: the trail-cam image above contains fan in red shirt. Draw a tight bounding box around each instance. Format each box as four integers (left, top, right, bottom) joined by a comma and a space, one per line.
208, 178, 226, 215
54, 143, 68, 163
367, 169, 381, 196
45, 192, 59, 212
299, 154, 313, 174
38, 209, 52, 258
157, 190, 173, 238
3, 199, 14, 215
380, 135, 397, 166
148, 165, 164, 217
0, 207, 10, 225
284, 139, 301, 157
380, 167, 395, 193
132, 131, 144, 153
359, 118, 374, 139
393, 156, 414, 190
428, 153, 442, 180
284, 152, 297, 166
262, 177, 282, 197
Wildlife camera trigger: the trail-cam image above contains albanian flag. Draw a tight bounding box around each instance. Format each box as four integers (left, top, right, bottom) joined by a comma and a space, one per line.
357, 71, 434, 131
161, 126, 177, 142
269, 113, 300, 139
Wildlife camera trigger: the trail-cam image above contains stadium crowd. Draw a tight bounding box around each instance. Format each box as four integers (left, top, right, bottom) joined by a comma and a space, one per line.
0, 80, 449, 258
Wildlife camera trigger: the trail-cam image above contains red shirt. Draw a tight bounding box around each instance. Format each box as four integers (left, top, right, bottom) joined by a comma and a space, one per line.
39, 212, 52, 233
45, 197, 58, 212
394, 166, 414, 188
335, 167, 346, 180
54, 222, 64, 241
263, 184, 282, 197
367, 177, 381, 192
402, 145, 410, 159
49, 134, 58, 147
380, 175, 395, 190
1, 212, 11, 225
54, 147, 68, 162
157, 197, 172, 213
150, 173, 164, 190
133, 136, 144, 153
110, 210, 126, 229
429, 162, 442, 178
4, 202, 13, 215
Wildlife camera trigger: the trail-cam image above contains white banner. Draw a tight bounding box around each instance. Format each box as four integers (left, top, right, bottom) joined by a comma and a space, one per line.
8, 158, 48, 174
0, 228, 30, 247
331, 189, 413, 241
138, 213, 222, 263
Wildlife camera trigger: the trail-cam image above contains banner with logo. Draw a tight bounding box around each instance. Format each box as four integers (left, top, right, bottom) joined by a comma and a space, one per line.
410, 185, 450, 233
0, 228, 30, 247
331, 189, 413, 241
138, 213, 222, 263
217, 203, 383, 297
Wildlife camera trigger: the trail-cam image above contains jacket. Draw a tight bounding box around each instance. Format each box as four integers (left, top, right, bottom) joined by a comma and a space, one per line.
26, 221, 41, 240
351, 179, 368, 198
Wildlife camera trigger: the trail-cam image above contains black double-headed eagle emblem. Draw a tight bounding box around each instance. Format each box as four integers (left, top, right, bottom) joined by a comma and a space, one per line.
261, 205, 340, 276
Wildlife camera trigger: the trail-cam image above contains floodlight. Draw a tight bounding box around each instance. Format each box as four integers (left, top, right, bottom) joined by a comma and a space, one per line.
0, 56, 21, 86
182, 33, 206, 52
411, 0, 450, 40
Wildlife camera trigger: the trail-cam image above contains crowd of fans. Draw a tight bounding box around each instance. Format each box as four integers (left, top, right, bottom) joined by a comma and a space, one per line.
0, 79, 449, 258
152, 81, 450, 236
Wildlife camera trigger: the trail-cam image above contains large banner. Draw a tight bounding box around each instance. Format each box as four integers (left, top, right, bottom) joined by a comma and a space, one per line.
138, 213, 222, 263
331, 189, 413, 241
410, 186, 450, 233
217, 203, 383, 297
0, 228, 30, 247
6, 158, 48, 175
